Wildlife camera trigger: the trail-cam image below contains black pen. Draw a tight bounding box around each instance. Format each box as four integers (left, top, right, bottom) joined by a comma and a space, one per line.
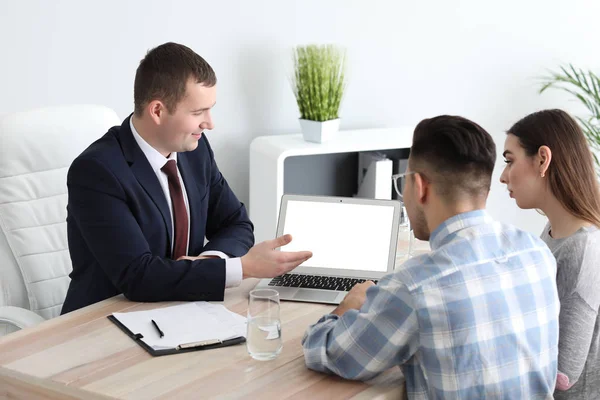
151, 319, 164, 338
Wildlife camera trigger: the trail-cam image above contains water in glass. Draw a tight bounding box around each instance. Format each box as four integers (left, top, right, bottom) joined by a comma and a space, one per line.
247, 289, 282, 361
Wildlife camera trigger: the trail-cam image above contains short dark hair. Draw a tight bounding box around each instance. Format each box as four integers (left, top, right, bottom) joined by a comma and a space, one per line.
133, 42, 217, 116
410, 115, 497, 201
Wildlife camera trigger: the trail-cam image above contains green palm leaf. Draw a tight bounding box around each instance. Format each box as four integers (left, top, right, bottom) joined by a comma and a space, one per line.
540, 64, 600, 175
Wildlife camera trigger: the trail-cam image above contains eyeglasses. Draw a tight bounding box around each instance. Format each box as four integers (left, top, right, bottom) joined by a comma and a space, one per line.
391, 171, 416, 200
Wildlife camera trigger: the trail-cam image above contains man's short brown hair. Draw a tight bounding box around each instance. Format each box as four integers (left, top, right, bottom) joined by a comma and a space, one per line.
133, 42, 217, 116
410, 115, 497, 202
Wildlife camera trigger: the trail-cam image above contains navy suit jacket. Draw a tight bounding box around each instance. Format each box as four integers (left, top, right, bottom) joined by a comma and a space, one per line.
61, 116, 254, 314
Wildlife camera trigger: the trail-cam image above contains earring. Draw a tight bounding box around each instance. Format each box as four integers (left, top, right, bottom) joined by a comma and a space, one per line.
541, 172, 545, 178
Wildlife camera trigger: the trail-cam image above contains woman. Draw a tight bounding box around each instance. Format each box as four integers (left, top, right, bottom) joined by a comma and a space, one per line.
500, 109, 600, 399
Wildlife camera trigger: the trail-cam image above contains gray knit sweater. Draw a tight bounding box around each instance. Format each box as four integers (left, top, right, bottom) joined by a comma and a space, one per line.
541, 223, 600, 400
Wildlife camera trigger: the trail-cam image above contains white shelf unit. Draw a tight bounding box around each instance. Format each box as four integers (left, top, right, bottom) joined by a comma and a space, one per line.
249, 128, 414, 243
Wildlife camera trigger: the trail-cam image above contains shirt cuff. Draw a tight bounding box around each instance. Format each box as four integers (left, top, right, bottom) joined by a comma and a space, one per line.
199, 250, 230, 259
224, 258, 243, 288
317, 313, 339, 324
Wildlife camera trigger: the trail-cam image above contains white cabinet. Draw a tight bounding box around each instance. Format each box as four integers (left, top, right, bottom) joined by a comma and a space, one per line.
249, 128, 414, 243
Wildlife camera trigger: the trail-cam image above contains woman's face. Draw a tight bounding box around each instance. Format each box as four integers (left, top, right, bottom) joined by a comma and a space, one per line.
500, 134, 545, 209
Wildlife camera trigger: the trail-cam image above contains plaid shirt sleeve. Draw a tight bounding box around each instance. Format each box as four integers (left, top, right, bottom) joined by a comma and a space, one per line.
302, 278, 419, 381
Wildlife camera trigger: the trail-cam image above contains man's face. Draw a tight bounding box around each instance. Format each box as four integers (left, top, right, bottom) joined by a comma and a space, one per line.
156, 79, 216, 156
402, 162, 430, 241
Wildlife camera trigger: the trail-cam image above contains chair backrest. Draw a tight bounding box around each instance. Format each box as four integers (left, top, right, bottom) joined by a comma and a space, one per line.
0, 105, 120, 319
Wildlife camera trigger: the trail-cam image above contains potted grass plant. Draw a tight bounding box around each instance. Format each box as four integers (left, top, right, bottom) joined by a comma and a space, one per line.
540, 64, 600, 175
291, 44, 347, 143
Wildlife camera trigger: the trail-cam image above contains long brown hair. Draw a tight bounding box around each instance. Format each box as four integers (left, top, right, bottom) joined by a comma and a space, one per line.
508, 109, 600, 227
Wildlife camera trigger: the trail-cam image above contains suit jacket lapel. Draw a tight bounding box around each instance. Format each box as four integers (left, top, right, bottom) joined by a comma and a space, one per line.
119, 115, 173, 247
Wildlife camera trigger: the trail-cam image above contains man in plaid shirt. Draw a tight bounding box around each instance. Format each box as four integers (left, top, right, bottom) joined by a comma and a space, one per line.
302, 116, 559, 399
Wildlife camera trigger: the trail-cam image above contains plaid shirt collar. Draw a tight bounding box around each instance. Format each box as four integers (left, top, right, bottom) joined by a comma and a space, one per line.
429, 209, 494, 251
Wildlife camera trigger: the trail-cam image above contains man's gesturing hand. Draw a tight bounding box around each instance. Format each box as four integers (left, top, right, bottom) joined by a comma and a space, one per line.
241, 234, 312, 279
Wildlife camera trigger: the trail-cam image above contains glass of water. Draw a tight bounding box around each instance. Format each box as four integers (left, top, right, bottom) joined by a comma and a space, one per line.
396, 205, 414, 267
247, 289, 282, 361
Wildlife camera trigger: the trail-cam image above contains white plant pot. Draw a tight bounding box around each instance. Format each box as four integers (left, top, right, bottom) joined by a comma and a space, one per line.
299, 118, 341, 143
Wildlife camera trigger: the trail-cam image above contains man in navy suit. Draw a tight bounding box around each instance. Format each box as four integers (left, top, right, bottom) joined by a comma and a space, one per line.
62, 42, 312, 314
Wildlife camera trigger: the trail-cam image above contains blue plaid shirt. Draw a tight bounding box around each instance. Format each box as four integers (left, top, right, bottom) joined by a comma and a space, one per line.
303, 210, 559, 399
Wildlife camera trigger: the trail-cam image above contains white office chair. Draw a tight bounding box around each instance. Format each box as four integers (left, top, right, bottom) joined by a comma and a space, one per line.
0, 105, 120, 335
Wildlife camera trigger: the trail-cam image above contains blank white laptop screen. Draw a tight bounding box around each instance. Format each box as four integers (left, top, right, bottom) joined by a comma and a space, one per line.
280, 200, 395, 272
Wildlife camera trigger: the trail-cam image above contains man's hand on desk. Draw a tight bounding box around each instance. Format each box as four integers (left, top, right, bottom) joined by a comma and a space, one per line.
241, 234, 313, 279
332, 281, 375, 316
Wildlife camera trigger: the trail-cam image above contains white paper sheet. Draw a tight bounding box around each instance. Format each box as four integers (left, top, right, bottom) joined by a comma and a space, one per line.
112, 302, 247, 350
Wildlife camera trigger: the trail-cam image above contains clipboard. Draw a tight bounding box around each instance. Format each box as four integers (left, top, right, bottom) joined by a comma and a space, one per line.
107, 315, 246, 357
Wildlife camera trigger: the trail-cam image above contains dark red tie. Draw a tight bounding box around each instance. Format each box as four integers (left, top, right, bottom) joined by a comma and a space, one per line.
161, 160, 188, 259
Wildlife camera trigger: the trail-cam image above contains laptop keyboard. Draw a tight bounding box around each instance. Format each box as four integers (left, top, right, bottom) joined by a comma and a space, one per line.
268, 274, 378, 292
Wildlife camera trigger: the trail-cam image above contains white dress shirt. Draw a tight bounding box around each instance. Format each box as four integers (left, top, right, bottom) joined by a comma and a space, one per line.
130, 118, 242, 288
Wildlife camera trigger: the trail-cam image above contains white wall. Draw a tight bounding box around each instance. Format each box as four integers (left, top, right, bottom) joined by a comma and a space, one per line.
2, 0, 599, 234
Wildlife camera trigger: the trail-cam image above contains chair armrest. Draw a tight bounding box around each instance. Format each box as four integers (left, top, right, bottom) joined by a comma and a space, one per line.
0, 306, 45, 330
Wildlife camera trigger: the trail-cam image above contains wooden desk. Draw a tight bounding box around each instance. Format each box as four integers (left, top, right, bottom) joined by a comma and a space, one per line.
0, 279, 404, 399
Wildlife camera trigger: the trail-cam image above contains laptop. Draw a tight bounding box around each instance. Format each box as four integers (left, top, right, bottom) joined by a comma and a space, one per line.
254, 194, 402, 304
